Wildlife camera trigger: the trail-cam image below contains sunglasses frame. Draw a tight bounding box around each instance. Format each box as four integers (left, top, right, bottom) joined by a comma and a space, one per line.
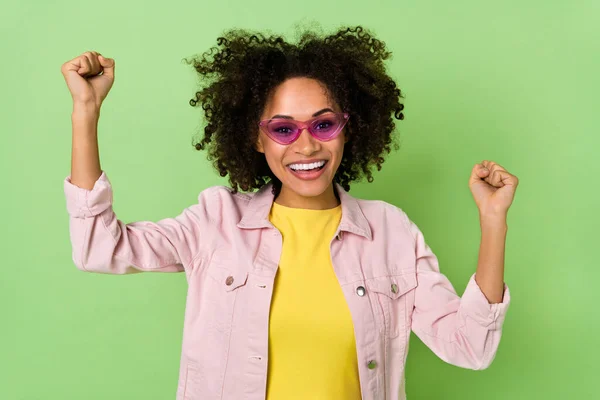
258, 112, 350, 145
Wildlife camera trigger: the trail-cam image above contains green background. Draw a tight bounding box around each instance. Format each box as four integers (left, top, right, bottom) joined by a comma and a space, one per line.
2, 0, 598, 399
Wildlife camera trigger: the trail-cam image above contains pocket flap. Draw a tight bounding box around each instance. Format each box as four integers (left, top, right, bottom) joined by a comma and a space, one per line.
365, 272, 417, 299
207, 265, 249, 292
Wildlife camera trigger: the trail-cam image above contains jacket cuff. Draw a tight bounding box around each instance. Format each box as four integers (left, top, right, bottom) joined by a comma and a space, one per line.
64, 171, 112, 218
459, 273, 511, 330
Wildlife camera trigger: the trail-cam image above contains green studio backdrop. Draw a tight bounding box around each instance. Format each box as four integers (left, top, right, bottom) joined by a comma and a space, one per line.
2, 0, 598, 399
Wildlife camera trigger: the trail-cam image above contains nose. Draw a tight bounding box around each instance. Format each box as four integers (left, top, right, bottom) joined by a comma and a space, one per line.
293, 127, 321, 155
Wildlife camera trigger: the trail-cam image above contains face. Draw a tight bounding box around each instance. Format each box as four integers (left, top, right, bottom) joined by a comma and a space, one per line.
256, 77, 347, 205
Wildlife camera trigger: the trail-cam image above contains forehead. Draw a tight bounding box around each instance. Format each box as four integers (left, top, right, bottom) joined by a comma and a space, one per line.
262, 77, 337, 119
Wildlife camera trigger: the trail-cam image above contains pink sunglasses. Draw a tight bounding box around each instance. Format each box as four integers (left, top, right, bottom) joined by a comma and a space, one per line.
258, 112, 350, 145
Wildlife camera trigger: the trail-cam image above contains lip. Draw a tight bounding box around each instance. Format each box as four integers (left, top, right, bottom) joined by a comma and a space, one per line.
286, 160, 329, 181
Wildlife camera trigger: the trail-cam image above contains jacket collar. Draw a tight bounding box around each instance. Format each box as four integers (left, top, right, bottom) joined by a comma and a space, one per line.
236, 182, 372, 240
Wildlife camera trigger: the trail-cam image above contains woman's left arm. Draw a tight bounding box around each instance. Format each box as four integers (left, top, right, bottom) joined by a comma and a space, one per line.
475, 216, 508, 303
408, 160, 519, 370
470, 160, 520, 304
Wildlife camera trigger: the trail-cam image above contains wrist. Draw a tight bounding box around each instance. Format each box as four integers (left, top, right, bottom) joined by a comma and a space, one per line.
479, 214, 508, 230
72, 103, 100, 118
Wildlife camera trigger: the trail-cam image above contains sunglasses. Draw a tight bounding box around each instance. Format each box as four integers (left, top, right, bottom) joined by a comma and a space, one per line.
258, 112, 350, 145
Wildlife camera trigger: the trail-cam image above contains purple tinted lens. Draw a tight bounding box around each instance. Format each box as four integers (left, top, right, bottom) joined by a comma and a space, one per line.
268, 120, 299, 143
311, 116, 341, 139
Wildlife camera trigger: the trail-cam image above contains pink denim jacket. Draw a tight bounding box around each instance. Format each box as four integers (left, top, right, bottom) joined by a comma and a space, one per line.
64, 171, 511, 400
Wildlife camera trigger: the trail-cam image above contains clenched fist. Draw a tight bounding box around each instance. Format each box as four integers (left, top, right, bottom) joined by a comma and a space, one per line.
61, 51, 115, 110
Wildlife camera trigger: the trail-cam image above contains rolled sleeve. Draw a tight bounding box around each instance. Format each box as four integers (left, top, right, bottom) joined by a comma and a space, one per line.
459, 273, 511, 330
64, 171, 112, 218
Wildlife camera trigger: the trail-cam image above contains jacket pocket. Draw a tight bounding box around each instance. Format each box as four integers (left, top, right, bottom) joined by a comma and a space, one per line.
365, 272, 417, 338
181, 361, 203, 400
204, 263, 249, 333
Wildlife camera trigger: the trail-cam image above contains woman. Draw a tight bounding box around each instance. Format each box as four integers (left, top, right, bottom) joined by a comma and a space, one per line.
61, 26, 518, 400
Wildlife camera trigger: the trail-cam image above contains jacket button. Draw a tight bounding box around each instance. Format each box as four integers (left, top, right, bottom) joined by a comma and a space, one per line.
356, 286, 366, 297
225, 276, 234, 286
367, 360, 377, 369
391, 283, 398, 294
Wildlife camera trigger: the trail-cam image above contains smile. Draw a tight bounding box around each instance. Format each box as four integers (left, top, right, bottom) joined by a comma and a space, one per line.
288, 160, 327, 171
286, 160, 329, 181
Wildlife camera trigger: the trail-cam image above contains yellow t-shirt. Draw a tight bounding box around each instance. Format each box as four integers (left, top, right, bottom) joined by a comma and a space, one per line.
266, 202, 361, 400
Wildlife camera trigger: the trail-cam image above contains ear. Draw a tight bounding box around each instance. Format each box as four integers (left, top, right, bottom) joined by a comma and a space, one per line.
255, 133, 265, 153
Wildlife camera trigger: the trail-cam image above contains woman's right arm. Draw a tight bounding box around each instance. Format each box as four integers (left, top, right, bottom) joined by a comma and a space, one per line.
61, 52, 202, 274
64, 171, 204, 274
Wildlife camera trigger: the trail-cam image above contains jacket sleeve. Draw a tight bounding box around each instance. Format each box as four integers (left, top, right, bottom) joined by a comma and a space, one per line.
406, 216, 511, 370
64, 171, 205, 274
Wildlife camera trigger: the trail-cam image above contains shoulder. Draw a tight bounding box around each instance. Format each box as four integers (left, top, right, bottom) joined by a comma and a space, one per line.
196, 185, 253, 204
190, 184, 256, 221
354, 197, 418, 244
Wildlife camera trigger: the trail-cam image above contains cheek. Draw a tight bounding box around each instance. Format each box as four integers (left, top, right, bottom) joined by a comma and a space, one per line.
329, 140, 346, 162
263, 142, 287, 169
328, 142, 346, 174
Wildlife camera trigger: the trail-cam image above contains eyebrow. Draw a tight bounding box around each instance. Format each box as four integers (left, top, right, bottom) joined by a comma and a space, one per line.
270, 108, 335, 120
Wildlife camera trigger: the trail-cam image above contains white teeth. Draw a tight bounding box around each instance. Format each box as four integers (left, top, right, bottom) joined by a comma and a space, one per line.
289, 160, 326, 171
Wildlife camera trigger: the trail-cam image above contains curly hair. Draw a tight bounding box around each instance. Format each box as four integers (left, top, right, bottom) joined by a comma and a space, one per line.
183, 25, 405, 194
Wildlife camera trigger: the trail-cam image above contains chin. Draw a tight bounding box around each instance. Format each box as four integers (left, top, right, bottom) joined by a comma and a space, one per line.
287, 181, 331, 198
281, 172, 333, 198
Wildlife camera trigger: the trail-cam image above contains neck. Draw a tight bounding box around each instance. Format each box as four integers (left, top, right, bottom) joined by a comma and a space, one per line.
275, 183, 340, 210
